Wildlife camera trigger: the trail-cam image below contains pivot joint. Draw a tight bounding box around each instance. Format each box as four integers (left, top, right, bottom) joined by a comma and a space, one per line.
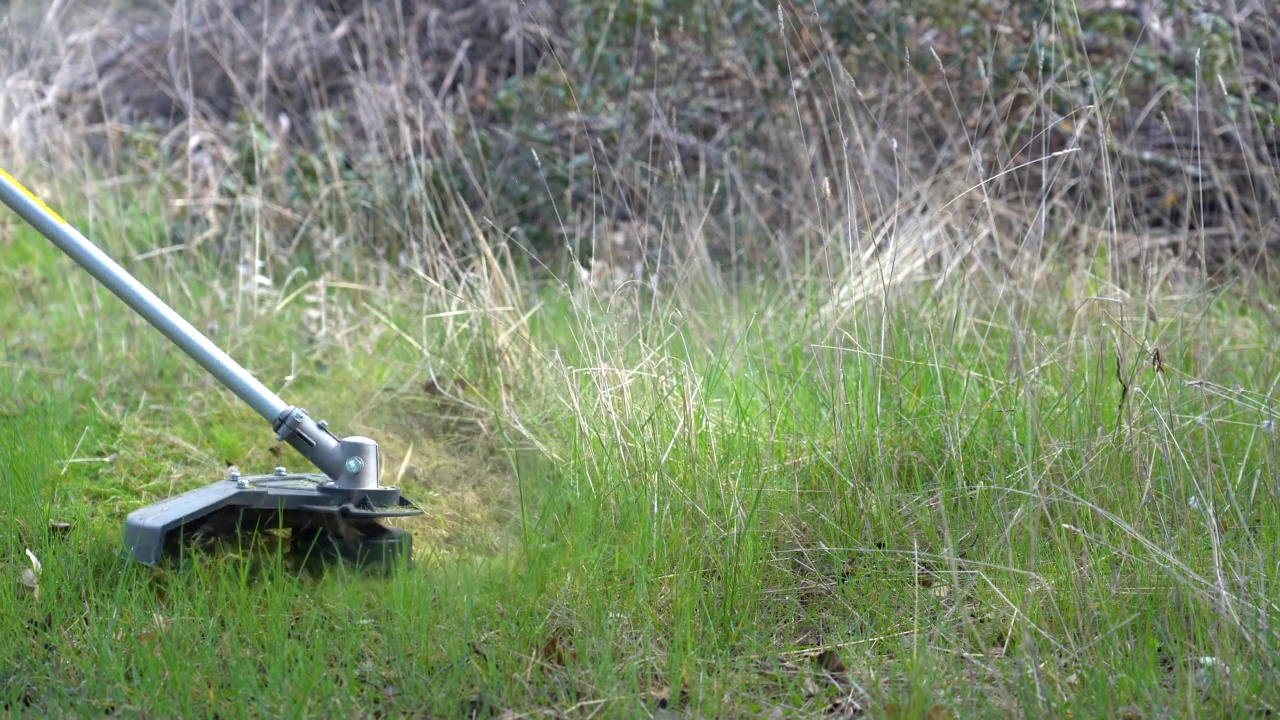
272, 407, 380, 488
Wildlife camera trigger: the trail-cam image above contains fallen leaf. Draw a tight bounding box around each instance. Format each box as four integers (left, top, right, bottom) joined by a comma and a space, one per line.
19, 567, 39, 600
815, 649, 846, 674
802, 673, 820, 697
914, 561, 936, 587
17, 548, 41, 601
648, 685, 671, 709
827, 695, 868, 720
539, 630, 576, 667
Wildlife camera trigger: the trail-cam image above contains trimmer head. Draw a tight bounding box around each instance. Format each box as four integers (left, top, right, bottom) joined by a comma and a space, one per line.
124, 468, 420, 570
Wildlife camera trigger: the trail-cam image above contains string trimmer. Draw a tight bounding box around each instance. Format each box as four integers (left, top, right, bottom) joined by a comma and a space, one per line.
0, 168, 421, 570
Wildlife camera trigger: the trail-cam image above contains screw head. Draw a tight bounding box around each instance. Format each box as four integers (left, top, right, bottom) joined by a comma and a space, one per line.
317, 420, 329, 430
273, 466, 287, 476
343, 457, 365, 475
292, 410, 305, 423
228, 470, 241, 482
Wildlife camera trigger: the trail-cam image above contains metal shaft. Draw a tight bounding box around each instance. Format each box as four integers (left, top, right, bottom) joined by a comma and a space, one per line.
0, 169, 289, 423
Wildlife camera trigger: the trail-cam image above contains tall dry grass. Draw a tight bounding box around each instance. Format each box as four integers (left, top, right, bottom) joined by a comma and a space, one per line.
4, 1, 1276, 294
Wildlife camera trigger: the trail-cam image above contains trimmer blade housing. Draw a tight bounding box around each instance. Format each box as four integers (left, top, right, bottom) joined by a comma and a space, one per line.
124, 469, 420, 569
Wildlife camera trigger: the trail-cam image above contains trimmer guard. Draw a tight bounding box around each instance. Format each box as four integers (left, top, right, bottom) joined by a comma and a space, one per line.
124, 472, 421, 566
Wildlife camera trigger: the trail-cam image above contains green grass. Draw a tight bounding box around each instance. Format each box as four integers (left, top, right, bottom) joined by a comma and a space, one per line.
2, 182, 1279, 719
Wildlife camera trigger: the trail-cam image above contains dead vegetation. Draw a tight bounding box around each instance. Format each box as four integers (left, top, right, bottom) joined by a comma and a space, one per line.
0, 0, 1277, 283
3, 0, 561, 158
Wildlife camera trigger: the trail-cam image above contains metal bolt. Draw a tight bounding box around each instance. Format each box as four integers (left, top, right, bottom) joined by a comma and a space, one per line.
292, 410, 305, 423
317, 420, 329, 430
237, 477, 250, 489
273, 466, 287, 476
228, 470, 241, 482
343, 457, 364, 475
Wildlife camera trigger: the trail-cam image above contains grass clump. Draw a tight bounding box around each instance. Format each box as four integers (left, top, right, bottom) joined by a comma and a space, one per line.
513, 268, 1280, 716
